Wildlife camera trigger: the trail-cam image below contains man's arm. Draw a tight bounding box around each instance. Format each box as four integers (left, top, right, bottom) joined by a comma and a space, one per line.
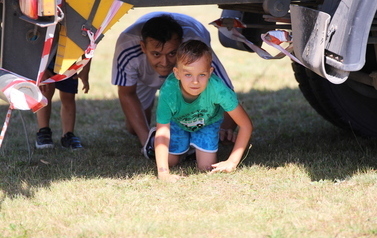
118, 85, 150, 146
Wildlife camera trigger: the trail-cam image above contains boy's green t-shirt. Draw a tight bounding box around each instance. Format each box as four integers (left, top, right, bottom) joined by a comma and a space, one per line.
156, 73, 238, 132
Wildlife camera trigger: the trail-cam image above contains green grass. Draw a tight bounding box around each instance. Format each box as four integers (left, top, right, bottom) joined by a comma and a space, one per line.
1, 5, 377, 238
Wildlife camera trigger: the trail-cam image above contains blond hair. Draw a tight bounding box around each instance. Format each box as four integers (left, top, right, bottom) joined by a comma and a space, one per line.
176, 40, 212, 66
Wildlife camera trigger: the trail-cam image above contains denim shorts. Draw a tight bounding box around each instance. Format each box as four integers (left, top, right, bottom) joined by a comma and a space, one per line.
169, 119, 222, 155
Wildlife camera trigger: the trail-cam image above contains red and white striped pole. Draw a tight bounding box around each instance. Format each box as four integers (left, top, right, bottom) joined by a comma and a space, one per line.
0, 107, 12, 148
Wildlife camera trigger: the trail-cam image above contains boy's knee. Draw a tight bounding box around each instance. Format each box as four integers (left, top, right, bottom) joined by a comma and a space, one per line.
197, 163, 213, 171
196, 151, 217, 171
168, 155, 180, 167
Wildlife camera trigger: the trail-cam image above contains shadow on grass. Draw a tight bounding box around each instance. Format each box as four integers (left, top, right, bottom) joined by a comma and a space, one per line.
0, 86, 377, 199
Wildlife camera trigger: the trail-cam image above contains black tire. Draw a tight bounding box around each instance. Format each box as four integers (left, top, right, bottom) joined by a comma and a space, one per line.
292, 62, 345, 127
292, 45, 377, 138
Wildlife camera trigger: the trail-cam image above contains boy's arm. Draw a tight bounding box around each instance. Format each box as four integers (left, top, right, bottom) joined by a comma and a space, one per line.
155, 123, 181, 182
211, 104, 253, 173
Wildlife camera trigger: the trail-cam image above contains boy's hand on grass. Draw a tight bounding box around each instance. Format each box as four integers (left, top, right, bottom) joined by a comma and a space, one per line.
210, 160, 237, 174
158, 173, 182, 183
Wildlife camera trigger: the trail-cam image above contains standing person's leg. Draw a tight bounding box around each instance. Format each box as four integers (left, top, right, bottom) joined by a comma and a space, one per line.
59, 90, 76, 135
56, 77, 82, 149
35, 83, 56, 149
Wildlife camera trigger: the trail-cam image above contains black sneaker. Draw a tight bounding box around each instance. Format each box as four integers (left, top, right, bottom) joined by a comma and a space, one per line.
35, 127, 54, 149
142, 127, 156, 159
61, 132, 83, 149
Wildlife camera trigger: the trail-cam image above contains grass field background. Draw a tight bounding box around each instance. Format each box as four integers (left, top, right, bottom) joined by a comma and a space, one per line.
0, 5, 377, 238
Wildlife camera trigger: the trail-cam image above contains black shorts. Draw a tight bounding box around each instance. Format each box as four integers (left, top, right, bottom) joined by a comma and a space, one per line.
55, 75, 78, 94
48, 55, 78, 94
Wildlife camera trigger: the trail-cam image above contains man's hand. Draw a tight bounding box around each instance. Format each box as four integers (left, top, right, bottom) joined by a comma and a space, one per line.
219, 128, 237, 144
220, 111, 238, 144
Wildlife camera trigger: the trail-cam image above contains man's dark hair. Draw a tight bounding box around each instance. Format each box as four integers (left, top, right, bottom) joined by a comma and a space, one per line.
141, 15, 183, 44
176, 40, 213, 66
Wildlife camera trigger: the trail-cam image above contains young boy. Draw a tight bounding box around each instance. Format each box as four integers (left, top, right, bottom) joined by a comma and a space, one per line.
35, 0, 89, 150
155, 40, 253, 182
35, 57, 90, 149
112, 13, 237, 158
